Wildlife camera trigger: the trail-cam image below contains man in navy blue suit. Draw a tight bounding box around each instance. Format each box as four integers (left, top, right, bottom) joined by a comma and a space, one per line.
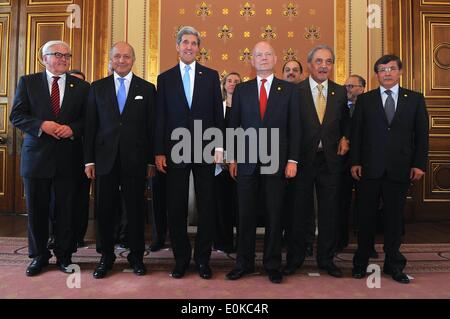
351, 55, 429, 284
155, 26, 224, 280
225, 41, 300, 284
10, 40, 89, 276
84, 42, 156, 279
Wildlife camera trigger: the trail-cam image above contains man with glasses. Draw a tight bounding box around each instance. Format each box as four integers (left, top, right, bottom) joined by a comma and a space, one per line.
351, 55, 429, 284
10, 40, 90, 276
283, 44, 350, 278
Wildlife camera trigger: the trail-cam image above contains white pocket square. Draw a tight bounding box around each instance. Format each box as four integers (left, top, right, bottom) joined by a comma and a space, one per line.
134, 95, 143, 100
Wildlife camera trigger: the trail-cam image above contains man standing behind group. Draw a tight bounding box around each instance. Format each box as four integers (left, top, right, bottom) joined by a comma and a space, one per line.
155, 26, 224, 280
84, 42, 156, 278
351, 55, 428, 284
284, 44, 350, 278
282, 59, 304, 84
10, 40, 89, 276
226, 41, 300, 284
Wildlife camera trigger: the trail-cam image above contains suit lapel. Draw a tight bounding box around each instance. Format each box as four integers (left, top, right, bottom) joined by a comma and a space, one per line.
263, 77, 282, 124
375, 89, 389, 126
248, 79, 262, 126
108, 75, 121, 117
302, 81, 321, 126
173, 65, 190, 110
191, 63, 204, 111
391, 87, 407, 126
121, 74, 139, 116
59, 74, 75, 118
323, 81, 337, 125
40, 72, 55, 119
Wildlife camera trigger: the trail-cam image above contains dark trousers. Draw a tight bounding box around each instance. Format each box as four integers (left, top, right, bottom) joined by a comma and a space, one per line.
151, 171, 167, 246
24, 176, 78, 259
95, 156, 146, 260
166, 164, 215, 267
75, 176, 91, 243
286, 152, 339, 267
213, 169, 238, 252
338, 165, 354, 248
353, 176, 408, 272
236, 173, 286, 272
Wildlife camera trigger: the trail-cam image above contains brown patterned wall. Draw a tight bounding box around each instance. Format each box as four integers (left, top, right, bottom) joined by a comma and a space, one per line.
160, 1, 334, 80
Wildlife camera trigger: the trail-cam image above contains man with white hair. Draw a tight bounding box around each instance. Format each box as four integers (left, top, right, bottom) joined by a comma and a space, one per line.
10, 40, 90, 276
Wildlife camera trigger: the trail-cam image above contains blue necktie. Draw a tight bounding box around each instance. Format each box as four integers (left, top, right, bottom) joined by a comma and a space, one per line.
384, 89, 395, 125
117, 77, 126, 114
183, 65, 192, 108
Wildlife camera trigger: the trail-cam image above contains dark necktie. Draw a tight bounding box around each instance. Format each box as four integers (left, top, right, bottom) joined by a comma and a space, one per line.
50, 76, 60, 117
259, 78, 267, 120
384, 89, 395, 125
349, 103, 355, 118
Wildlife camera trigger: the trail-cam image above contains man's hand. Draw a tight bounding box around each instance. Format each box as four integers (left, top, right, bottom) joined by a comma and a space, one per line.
337, 137, 350, 155
40, 121, 61, 139
285, 162, 297, 178
410, 167, 425, 181
229, 162, 237, 180
147, 165, 156, 178
85, 165, 95, 179
214, 150, 224, 164
54, 125, 73, 139
351, 165, 362, 181
155, 155, 167, 173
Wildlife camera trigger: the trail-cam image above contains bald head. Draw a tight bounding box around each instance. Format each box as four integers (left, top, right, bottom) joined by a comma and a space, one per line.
251, 41, 277, 76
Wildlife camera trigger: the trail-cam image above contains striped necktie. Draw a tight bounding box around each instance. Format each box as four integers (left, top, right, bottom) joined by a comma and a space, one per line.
50, 76, 60, 117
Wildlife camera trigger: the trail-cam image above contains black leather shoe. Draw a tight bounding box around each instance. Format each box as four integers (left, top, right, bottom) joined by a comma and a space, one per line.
267, 269, 283, 284
197, 264, 212, 279
305, 243, 314, 257
320, 263, 343, 278
170, 265, 187, 279
226, 268, 254, 280
93, 255, 115, 279
384, 268, 410, 284
56, 258, 74, 274
26, 256, 50, 277
352, 267, 367, 279
282, 264, 299, 276
149, 242, 164, 252
130, 260, 146, 276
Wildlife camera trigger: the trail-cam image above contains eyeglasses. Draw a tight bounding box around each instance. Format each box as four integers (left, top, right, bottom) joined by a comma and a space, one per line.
377, 66, 399, 73
344, 84, 363, 89
46, 52, 72, 59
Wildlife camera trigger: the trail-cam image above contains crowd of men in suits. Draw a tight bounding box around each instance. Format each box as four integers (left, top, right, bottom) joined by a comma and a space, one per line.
10, 25, 428, 285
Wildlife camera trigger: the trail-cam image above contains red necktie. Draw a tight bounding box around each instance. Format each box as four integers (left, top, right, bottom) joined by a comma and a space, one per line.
259, 78, 267, 120
50, 76, 60, 117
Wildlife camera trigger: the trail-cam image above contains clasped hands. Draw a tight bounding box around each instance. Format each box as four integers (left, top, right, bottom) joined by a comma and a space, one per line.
41, 121, 73, 139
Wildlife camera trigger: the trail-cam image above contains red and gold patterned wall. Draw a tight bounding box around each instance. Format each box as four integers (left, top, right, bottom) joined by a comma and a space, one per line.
159, 1, 335, 81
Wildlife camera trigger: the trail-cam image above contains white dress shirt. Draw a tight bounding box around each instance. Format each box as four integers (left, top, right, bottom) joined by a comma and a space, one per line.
114, 71, 133, 98
179, 60, 196, 100
256, 74, 274, 100
380, 84, 399, 110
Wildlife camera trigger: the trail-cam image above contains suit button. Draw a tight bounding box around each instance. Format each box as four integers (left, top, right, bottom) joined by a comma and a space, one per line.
119, 122, 122, 126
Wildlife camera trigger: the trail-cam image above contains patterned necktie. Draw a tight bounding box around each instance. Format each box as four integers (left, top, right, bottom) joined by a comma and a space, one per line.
384, 89, 395, 125
183, 64, 192, 108
50, 76, 60, 117
259, 78, 268, 120
316, 83, 326, 124
117, 77, 126, 114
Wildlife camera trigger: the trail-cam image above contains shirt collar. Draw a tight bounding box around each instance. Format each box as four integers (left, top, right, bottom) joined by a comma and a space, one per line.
114, 71, 133, 83
380, 83, 399, 96
257, 73, 274, 86
179, 60, 196, 73
46, 69, 66, 81
309, 76, 328, 91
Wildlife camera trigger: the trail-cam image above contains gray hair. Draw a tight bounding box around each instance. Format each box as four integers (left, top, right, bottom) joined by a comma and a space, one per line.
41, 40, 70, 57
176, 26, 201, 47
109, 42, 136, 60
307, 44, 335, 63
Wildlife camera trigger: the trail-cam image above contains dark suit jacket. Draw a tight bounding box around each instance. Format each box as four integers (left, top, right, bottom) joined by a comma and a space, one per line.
10, 72, 89, 178
154, 63, 224, 167
228, 77, 300, 176
350, 87, 429, 182
84, 74, 156, 176
297, 79, 350, 173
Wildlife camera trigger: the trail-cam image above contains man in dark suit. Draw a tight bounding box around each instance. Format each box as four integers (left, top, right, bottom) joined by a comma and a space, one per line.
226, 41, 300, 284
84, 42, 156, 278
155, 26, 224, 280
149, 170, 168, 252
284, 44, 350, 278
351, 55, 429, 284
10, 40, 89, 276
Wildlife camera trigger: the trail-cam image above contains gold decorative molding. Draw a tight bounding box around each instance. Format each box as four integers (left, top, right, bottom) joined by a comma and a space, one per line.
423, 152, 450, 202
0, 14, 10, 96
0, 148, 5, 196
147, 0, 159, 84
28, 0, 74, 5
0, 103, 7, 134
0, 0, 10, 6
335, 0, 346, 84
433, 42, 450, 70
